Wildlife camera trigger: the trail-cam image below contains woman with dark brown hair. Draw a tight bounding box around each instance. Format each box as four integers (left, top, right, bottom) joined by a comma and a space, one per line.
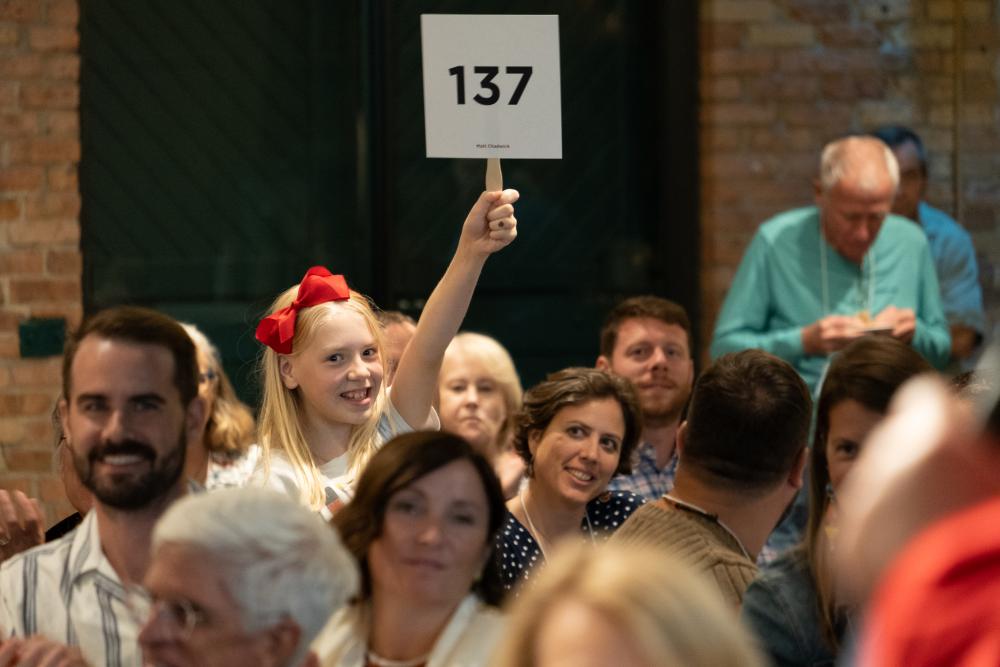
497, 367, 645, 593
741, 336, 932, 667
313, 431, 507, 667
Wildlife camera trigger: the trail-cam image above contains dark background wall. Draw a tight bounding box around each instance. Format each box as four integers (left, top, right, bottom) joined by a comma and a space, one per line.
79, 0, 700, 402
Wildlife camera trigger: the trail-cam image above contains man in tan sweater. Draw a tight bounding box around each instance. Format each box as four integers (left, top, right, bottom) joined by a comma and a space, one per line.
613, 349, 811, 607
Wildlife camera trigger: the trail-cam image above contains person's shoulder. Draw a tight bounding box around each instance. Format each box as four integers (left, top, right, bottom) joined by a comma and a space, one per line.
0, 524, 77, 579
750, 206, 819, 254
882, 213, 930, 247
920, 201, 976, 247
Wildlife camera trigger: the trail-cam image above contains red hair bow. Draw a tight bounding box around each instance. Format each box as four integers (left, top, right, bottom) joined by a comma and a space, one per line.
255, 266, 350, 354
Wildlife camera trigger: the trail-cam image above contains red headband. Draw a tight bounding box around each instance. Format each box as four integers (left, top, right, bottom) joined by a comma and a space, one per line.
255, 266, 350, 354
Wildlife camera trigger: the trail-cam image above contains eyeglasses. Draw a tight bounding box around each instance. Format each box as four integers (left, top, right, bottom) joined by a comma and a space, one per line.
125, 584, 208, 641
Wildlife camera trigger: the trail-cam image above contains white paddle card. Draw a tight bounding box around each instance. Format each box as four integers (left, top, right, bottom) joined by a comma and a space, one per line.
420, 14, 562, 159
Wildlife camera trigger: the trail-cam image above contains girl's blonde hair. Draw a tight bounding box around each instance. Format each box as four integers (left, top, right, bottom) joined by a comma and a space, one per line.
492, 541, 767, 667
181, 323, 255, 455
441, 332, 523, 454
257, 286, 389, 510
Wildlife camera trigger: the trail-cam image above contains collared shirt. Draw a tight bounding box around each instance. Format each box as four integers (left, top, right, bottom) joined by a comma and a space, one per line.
606, 441, 678, 502
918, 201, 986, 335
0, 511, 141, 667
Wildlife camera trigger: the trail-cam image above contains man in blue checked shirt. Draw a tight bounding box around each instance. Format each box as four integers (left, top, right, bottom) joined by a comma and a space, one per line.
597, 296, 695, 502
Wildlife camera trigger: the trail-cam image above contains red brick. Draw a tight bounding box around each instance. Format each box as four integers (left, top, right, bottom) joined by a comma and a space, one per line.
700, 22, 745, 50
0, 249, 43, 274
778, 50, 885, 73
46, 164, 76, 191
47, 0, 78, 26
0, 198, 20, 221
705, 50, 775, 74
821, 72, 889, 100
38, 477, 68, 503
24, 192, 80, 220
787, 0, 850, 22
0, 82, 19, 110
0, 475, 34, 495
702, 103, 777, 125
744, 75, 820, 100
45, 248, 80, 275
21, 83, 77, 110
0, 393, 55, 418
0, 0, 40, 22
0, 308, 25, 330
4, 447, 53, 472
700, 77, 741, 100
746, 24, 815, 48
861, 0, 912, 21
818, 23, 883, 48
23, 416, 56, 444
0, 335, 19, 359
0, 113, 38, 137
781, 102, 853, 127
0, 167, 44, 191
44, 54, 79, 81
8, 278, 79, 304
8, 138, 81, 164
0, 21, 17, 46
31, 302, 81, 328
703, 1, 774, 22
11, 359, 61, 387
0, 410, 24, 441
0, 54, 43, 78
6, 220, 79, 246
28, 26, 77, 52
45, 111, 77, 136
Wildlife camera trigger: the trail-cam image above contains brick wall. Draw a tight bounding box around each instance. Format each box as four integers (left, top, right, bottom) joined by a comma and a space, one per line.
0, 0, 80, 525
700, 0, 1000, 357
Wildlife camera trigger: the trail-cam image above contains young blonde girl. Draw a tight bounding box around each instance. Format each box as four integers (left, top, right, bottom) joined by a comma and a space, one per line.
252, 189, 519, 513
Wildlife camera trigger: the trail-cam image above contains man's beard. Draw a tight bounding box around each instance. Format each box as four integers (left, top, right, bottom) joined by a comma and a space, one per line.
74, 437, 186, 510
640, 386, 691, 427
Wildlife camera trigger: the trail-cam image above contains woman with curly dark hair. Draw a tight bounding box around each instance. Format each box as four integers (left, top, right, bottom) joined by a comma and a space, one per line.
497, 367, 645, 593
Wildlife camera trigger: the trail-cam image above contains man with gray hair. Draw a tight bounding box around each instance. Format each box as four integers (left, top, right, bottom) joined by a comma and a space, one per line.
137, 487, 358, 667
711, 135, 950, 393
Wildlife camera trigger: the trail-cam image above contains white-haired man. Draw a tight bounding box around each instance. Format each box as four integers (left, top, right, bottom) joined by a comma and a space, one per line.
711, 135, 950, 393
138, 487, 358, 667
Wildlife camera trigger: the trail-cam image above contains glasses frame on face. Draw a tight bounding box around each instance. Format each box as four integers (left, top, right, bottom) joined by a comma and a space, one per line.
126, 584, 208, 642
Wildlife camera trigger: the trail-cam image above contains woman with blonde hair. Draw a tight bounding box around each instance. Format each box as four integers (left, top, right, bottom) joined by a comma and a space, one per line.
438, 332, 524, 497
492, 540, 766, 667
181, 323, 259, 489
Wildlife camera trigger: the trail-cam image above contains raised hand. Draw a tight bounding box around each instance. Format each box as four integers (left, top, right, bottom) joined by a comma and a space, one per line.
457, 189, 519, 258
0, 491, 44, 564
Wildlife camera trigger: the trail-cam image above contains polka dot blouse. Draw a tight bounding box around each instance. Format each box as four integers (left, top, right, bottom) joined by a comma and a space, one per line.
498, 490, 645, 593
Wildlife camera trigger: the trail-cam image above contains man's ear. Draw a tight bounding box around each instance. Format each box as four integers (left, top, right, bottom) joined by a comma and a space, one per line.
185, 397, 207, 444
675, 420, 689, 456
789, 446, 809, 490
58, 396, 71, 447
813, 178, 825, 207
260, 617, 301, 666
595, 355, 611, 372
279, 356, 299, 390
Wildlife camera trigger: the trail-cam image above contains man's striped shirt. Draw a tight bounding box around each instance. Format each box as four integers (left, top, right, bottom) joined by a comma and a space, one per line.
0, 511, 141, 667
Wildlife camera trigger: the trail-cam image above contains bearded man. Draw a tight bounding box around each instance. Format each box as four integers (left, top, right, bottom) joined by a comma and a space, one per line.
596, 296, 695, 501
0, 306, 204, 667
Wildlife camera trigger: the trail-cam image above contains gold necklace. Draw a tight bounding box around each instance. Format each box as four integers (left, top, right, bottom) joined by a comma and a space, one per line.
518, 487, 595, 558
